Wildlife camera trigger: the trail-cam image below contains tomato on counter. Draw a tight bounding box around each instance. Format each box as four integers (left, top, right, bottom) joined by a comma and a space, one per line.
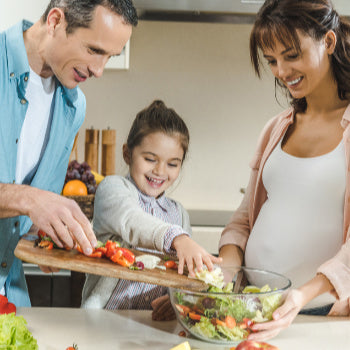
0, 295, 16, 315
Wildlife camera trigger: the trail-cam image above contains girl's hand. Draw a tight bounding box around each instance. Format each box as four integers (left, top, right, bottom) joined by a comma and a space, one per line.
151, 294, 176, 321
249, 289, 304, 341
172, 235, 222, 277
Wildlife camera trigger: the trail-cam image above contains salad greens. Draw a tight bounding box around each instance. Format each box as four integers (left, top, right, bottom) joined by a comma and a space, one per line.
173, 283, 282, 343
0, 313, 38, 349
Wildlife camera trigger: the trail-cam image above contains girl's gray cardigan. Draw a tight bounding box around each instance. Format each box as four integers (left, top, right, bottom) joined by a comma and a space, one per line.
81, 175, 192, 308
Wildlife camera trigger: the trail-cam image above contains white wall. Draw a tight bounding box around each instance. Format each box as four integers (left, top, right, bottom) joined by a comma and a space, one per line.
1, 2, 288, 211
78, 21, 286, 211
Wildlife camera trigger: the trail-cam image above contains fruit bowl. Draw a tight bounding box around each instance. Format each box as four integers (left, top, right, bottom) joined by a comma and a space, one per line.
169, 266, 291, 345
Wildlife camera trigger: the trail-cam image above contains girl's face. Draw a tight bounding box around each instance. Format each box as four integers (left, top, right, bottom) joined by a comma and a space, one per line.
262, 30, 335, 100
125, 131, 184, 198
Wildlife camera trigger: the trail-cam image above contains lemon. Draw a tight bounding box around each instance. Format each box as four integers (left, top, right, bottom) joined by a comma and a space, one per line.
170, 341, 191, 350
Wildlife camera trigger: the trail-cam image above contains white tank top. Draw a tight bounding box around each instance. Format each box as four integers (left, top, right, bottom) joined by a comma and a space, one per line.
16, 67, 55, 184
245, 136, 345, 308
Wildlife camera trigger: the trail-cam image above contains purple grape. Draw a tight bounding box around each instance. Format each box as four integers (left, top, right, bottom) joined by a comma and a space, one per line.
73, 162, 80, 170
87, 185, 96, 194
81, 162, 91, 171
67, 171, 75, 180
81, 173, 88, 183
72, 169, 81, 180
87, 172, 95, 181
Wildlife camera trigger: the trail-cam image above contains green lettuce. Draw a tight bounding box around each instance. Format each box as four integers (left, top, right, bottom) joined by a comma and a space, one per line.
0, 313, 38, 350
191, 317, 218, 340
217, 324, 248, 341
261, 293, 282, 319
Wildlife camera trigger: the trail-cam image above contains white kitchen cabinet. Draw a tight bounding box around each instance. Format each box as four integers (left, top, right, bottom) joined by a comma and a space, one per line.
191, 226, 222, 255
189, 210, 231, 255
0, 0, 130, 69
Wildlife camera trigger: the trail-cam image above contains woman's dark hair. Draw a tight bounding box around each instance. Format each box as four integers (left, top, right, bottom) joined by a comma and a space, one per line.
42, 0, 138, 34
126, 100, 190, 162
250, 0, 350, 113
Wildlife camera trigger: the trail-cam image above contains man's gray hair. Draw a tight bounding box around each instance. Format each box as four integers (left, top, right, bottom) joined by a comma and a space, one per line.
42, 0, 138, 33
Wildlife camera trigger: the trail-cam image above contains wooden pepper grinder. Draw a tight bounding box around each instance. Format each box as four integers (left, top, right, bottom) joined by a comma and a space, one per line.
85, 128, 100, 172
101, 128, 116, 176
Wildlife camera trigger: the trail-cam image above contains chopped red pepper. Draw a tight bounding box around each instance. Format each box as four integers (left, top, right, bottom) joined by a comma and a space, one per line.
110, 247, 135, 267
38, 240, 53, 250
105, 240, 120, 258
95, 246, 107, 255
76, 245, 103, 258
38, 229, 48, 239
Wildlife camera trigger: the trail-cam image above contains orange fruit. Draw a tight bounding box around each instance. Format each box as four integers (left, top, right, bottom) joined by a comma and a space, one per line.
62, 180, 88, 196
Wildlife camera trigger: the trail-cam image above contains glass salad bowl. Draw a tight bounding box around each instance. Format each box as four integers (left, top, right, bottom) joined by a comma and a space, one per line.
169, 266, 291, 345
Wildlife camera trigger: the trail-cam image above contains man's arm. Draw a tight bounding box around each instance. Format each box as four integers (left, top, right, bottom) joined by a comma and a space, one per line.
0, 183, 97, 254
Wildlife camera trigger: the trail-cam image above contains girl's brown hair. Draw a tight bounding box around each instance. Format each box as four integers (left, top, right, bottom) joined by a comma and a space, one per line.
126, 100, 190, 162
250, 0, 350, 113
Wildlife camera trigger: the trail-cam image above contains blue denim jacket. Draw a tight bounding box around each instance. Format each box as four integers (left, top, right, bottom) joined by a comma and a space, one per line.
0, 21, 86, 306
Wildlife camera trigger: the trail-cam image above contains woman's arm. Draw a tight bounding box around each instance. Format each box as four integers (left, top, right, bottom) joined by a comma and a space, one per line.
219, 244, 244, 266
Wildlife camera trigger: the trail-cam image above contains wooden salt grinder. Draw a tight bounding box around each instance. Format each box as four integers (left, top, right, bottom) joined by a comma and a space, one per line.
101, 128, 116, 176
84, 128, 100, 172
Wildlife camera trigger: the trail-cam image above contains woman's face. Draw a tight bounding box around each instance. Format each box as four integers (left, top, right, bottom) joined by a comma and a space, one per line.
125, 132, 184, 198
262, 30, 334, 100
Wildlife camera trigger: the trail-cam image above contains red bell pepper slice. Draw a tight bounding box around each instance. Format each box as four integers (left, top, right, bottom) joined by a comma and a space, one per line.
38, 240, 53, 250
110, 247, 135, 267
105, 240, 120, 258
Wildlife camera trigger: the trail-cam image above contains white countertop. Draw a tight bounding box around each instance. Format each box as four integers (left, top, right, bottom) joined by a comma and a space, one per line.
17, 308, 350, 350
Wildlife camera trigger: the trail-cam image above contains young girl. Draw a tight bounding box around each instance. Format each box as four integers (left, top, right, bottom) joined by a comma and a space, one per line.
219, 0, 350, 341
82, 100, 221, 318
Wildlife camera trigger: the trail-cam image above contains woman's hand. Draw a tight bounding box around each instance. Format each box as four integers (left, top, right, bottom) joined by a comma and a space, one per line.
172, 235, 222, 277
249, 289, 304, 341
250, 274, 334, 341
151, 294, 176, 321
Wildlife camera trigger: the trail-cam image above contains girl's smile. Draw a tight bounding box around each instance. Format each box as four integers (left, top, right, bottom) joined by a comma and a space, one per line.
145, 175, 166, 188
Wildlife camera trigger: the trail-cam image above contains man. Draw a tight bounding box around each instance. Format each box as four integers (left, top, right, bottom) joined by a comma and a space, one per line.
0, 0, 138, 306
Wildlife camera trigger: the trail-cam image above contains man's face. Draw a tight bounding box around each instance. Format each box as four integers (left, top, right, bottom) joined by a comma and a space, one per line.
45, 5, 132, 88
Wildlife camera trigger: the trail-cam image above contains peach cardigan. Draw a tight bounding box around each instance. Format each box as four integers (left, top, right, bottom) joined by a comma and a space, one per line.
219, 105, 350, 316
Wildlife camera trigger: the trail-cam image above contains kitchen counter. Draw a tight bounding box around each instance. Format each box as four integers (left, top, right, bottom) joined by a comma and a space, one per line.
17, 308, 350, 350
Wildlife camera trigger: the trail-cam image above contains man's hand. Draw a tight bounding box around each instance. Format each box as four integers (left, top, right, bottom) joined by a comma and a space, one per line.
172, 235, 222, 277
0, 184, 97, 255
26, 187, 97, 255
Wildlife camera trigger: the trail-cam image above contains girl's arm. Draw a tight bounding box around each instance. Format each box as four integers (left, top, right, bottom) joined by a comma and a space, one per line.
93, 176, 173, 251
250, 273, 334, 341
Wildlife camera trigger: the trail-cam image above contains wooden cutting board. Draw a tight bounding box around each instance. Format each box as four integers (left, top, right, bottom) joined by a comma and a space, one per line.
14, 238, 208, 292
